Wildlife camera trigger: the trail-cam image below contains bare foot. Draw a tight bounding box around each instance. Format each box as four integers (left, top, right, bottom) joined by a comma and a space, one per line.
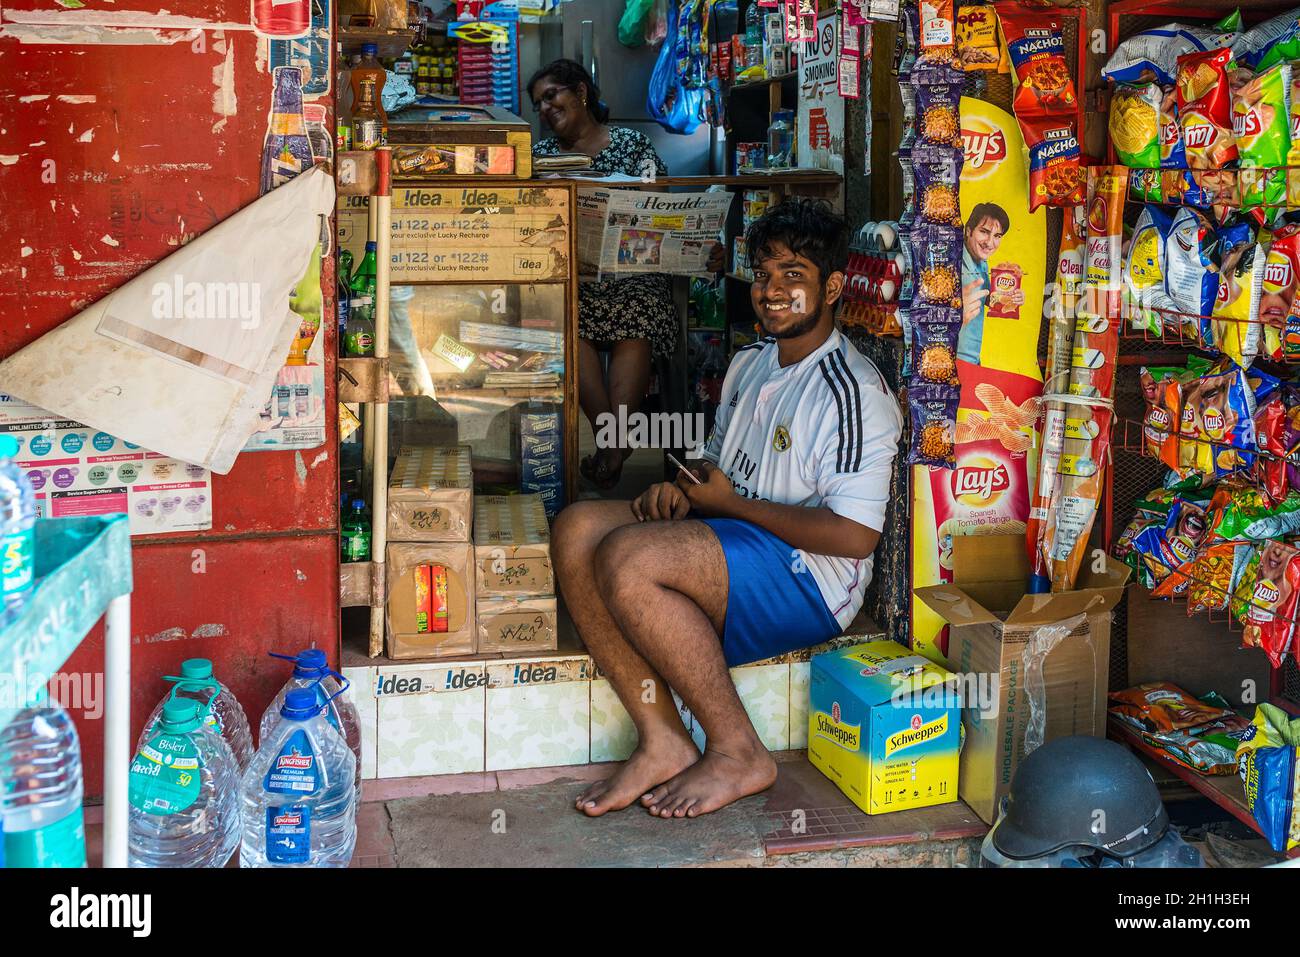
576, 735, 699, 817
641, 746, 777, 819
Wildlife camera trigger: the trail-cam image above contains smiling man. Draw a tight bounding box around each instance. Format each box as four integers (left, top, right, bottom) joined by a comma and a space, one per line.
552, 200, 902, 820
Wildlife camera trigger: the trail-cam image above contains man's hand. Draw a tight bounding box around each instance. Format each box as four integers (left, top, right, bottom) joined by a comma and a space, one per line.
680, 461, 736, 516
631, 482, 691, 522
706, 242, 726, 274
962, 280, 988, 325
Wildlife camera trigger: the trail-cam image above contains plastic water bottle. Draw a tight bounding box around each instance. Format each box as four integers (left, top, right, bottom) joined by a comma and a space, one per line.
0, 433, 37, 629
240, 688, 357, 868
127, 697, 241, 868
260, 649, 362, 790
0, 705, 87, 867
137, 659, 255, 773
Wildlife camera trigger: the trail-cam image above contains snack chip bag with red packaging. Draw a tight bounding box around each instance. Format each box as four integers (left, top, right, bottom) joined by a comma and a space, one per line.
1023, 117, 1085, 211
1263, 223, 1300, 361
1177, 48, 1239, 168
1233, 540, 1300, 667
1000, 12, 1078, 118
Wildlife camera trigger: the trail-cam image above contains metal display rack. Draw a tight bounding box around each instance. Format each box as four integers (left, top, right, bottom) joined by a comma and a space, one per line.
0, 515, 132, 868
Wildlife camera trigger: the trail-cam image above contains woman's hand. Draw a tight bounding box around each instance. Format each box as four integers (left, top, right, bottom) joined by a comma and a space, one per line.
680, 462, 736, 516
631, 482, 691, 522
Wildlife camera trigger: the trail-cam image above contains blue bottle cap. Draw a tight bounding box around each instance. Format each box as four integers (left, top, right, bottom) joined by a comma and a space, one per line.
361, 43, 378, 56
281, 688, 321, 721
293, 648, 328, 678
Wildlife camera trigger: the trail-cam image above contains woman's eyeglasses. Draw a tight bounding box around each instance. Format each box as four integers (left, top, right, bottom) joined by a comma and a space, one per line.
531, 86, 572, 112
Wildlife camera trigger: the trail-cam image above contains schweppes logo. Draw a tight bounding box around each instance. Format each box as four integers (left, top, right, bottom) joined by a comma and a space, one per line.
813, 708, 861, 751
885, 713, 949, 757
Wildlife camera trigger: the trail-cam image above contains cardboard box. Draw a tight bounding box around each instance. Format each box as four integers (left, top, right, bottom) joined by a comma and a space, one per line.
388, 444, 474, 542
807, 640, 962, 815
476, 597, 558, 654
385, 542, 476, 659
914, 535, 1129, 825
473, 494, 553, 598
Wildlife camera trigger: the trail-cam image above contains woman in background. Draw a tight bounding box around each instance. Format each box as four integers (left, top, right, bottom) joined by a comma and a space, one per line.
528, 58, 678, 490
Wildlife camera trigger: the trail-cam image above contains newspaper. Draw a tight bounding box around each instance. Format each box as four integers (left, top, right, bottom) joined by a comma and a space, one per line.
576, 188, 734, 276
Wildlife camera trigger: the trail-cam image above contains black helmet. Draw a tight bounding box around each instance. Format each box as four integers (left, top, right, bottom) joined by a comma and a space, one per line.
989, 736, 1169, 861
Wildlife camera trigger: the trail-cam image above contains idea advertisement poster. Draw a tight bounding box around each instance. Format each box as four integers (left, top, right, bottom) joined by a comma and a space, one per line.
911, 98, 1047, 662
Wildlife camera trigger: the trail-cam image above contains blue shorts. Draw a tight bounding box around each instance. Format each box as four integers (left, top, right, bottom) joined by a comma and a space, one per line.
699, 518, 842, 667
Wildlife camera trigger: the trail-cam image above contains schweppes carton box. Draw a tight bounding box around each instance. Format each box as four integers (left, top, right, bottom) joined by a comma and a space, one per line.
808, 640, 961, 815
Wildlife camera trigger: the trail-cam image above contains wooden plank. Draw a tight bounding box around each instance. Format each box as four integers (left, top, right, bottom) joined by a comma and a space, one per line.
338, 357, 390, 404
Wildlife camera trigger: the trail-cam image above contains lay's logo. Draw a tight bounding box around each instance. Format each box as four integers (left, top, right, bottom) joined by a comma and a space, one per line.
885, 713, 949, 757
1170, 537, 1194, 562
1254, 580, 1280, 605
1234, 108, 1263, 138
962, 123, 1007, 171
1160, 120, 1179, 146
1183, 122, 1217, 149
1202, 408, 1224, 434
951, 463, 1010, 502
1149, 407, 1170, 428
813, 709, 861, 751
1264, 258, 1292, 289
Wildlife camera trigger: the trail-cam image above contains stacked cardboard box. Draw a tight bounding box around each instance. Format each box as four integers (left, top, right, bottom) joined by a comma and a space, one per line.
385, 445, 476, 659
473, 494, 557, 654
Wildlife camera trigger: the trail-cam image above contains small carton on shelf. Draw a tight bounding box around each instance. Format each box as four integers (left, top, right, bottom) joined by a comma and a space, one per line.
913, 534, 1130, 825
387, 444, 473, 542
808, 639, 962, 815
473, 494, 553, 598
385, 542, 476, 659
476, 596, 558, 654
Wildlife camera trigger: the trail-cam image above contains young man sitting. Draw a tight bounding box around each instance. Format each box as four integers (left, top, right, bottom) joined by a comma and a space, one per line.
552, 200, 902, 819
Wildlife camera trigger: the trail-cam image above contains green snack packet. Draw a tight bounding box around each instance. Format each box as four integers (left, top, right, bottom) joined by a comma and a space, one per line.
1112, 83, 1162, 168
1214, 488, 1300, 540
1233, 64, 1292, 210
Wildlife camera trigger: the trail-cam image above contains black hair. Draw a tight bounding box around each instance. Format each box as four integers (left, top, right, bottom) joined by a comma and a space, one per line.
965, 202, 1010, 235
745, 199, 848, 281
527, 59, 610, 124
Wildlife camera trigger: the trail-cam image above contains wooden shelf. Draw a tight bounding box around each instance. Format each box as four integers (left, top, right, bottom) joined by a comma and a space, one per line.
730, 71, 798, 90
339, 356, 390, 404
1109, 717, 1299, 859
338, 26, 418, 59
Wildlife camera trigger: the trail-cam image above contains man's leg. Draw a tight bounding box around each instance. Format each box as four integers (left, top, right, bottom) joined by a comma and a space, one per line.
551, 501, 699, 815
595, 521, 777, 818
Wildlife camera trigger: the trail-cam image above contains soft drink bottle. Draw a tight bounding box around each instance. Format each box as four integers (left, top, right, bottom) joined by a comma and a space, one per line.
240, 689, 357, 868
0, 433, 36, 628
340, 499, 371, 563
0, 705, 86, 867
128, 698, 242, 868
137, 659, 256, 773
259, 650, 362, 792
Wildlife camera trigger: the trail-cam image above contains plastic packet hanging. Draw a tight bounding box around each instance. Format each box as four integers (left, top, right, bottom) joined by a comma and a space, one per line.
1111, 83, 1162, 168
914, 225, 963, 307
1104, 17, 1241, 87
1000, 11, 1077, 118
1159, 85, 1187, 168
1186, 541, 1250, 615
1139, 365, 1181, 461
1213, 220, 1264, 367
910, 312, 962, 387
1233, 9, 1300, 73
1165, 206, 1221, 347
915, 149, 964, 226
1023, 116, 1085, 211
917, 79, 963, 148
908, 384, 958, 467
1177, 48, 1239, 168
1235, 702, 1300, 853
1263, 223, 1300, 360
1189, 363, 1257, 478
1124, 205, 1176, 334
1236, 540, 1300, 666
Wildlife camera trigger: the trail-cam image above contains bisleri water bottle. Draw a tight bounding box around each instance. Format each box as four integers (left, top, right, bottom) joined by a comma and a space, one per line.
138, 658, 255, 773
240, 688, 357, 868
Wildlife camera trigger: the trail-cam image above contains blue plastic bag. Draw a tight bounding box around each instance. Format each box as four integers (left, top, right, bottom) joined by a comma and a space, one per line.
647, 0, 706, 134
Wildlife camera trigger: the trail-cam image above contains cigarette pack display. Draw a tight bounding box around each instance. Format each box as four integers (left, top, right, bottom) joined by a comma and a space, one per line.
385, 542, 476, 658
388, 444, 474, 542
473, 494, 553, 598
476, 597, 558, 654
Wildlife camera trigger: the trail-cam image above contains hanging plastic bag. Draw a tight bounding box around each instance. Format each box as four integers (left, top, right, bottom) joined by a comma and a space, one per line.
647, 0, 706, 134
619, 0, 656, 47
645, 0, 670, 46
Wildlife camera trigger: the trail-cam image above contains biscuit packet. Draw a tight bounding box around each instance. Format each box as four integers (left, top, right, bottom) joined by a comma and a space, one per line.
1177, 48, 1239, 168
1233, 63, 1292, 209
1111, 83, 1162, 168
1213, 218, 1264, 367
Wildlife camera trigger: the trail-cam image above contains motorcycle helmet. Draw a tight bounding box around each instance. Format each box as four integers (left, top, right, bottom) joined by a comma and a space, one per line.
987, 736, 1169, 862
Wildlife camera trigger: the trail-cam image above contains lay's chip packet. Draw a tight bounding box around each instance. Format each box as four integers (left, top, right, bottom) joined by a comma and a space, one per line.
1236, 702, 1300, 853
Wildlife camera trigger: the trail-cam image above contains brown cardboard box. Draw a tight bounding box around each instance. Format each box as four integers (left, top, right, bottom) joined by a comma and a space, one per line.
386, 542, 476, 659
914, 535, 1129, 825
476, 597, 558, 654
473, 494, 553, 598
388, 445, 474, 542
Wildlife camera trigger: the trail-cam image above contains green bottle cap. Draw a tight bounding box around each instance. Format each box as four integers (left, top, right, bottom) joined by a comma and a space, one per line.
159, 698, 202, 733
180, 658, 214, 680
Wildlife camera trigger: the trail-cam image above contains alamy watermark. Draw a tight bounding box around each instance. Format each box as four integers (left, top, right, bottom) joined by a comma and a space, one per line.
0, 665, 104, 719
151, 275, 262, 330
594, 405, 707, 453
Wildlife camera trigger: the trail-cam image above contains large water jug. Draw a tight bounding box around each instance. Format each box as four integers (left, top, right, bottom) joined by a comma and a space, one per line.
127, 697, 241, 868
0, 705, 86, 867
240, 688, 357, 868
259, 649, 361, 791
138, 659, 255, 772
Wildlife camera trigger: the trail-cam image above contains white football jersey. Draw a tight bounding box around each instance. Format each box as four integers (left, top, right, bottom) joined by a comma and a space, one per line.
701, 328, 902, 630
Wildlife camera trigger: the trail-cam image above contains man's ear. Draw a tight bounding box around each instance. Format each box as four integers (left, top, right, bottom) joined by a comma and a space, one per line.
824, 270, 846, 307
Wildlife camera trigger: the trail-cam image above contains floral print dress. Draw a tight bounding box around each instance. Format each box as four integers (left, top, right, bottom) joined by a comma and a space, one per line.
534, 127, 679, 359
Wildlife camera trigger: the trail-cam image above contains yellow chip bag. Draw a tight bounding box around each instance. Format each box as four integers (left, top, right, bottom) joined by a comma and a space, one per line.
1213, 221, 1264, 369
1111, 83, 1161, 168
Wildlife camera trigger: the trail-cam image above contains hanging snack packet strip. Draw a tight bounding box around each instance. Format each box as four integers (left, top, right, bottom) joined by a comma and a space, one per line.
1232, 63, 1292, 209
908, 383, 959, 467
1047, 167, 1129, 593
1023, 117, 1086, 211
1177, 48, 1239, 168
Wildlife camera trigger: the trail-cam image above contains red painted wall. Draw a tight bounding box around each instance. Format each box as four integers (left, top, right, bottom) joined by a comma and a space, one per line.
0, 2, 338, 797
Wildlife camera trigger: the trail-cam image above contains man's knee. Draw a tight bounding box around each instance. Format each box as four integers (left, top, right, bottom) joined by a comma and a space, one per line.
552, 501, 606, 572
593, 524, 650, 600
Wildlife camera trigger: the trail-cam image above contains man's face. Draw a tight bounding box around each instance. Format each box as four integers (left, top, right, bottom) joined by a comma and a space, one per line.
750, 242, 843, 339
965, 216, 1004, 264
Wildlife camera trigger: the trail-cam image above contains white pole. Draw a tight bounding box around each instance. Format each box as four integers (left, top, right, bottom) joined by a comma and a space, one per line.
101, 593, 130, 868
370, 184, 392, 656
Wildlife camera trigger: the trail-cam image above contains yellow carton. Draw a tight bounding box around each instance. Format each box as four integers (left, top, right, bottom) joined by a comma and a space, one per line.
807, 640, 962, 815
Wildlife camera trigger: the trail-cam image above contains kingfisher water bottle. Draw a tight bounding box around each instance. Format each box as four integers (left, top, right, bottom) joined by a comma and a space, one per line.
127, 698, 241, 868
0, 433, 36, 629
240, 688, 356, 868
137, 659, 255, 773
260, 649, 362, 790
0, 705, 87, 868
